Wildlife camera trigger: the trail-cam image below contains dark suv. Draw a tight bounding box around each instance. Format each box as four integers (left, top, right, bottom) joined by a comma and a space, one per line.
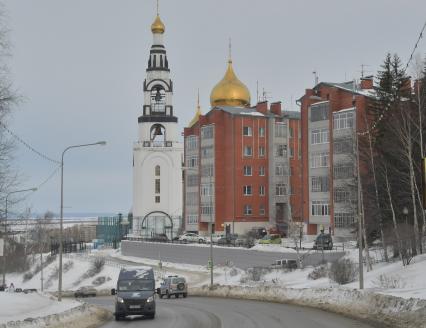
313, 233, 333, 250
158, 276, 187, 298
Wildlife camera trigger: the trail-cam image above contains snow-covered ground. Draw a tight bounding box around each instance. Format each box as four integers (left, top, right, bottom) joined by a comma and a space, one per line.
0, 292, 79, 324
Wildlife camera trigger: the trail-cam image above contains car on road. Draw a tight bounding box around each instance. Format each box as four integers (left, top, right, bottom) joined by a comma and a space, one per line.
270, 259, 298, 270
157, 276, 187, 299
111, 267, 156, 321
178, 233, 206, 243
74, 286, 97, 298
313, 233, 333, 250
258, 234, 282, 245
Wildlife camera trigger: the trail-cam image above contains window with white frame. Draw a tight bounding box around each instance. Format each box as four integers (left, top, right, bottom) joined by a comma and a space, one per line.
243, 185, 252, 196
310, 102, 329, 122
276, 144, 287, 157
259, 146, 265, 157
334, 138, 353, 154
155, 179, 160, 193
311, 128, 329, 145
243, 126, 252, 136
311, 176, 329, 192
155, 165, 160, 176
200, 183, 213, 196
275, 123, 287, 137
259, 166, 265, 176
243, 165, 252, 176
201, 165, 214, 177
185, 192, 198, 206
201, 146, 214, 158
276, 183, 287, 196
201, 205, 213, 215
187, 155, 198, 168
259, 185, 265, 196
311, 200, 330, 216
244, 146, 253, 157
259, 127, 265, 137
333, 111, 354, 130
310, 152, 329, 168
187, 175, 198, 186
334, 188, 352, 203
334, 163, 353, 179
201, 125, 214, 139
185, 136, 198, 150
259, 204, 265, 215
187, 215, 198, 224
334, 212, 355, 228
243, 204, 252, 215
275, 164, 285, 176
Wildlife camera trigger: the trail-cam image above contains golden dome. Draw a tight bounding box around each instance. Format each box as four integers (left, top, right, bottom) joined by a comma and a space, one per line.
151, 15, 165, 34
210, 60, 250, 107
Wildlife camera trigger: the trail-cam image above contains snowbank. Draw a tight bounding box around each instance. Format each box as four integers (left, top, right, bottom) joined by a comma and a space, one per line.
0, 293, 111, 328
190, 285, 426, 328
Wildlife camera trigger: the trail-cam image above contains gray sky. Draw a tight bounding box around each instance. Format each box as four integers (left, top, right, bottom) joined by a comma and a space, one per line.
3, 0, 426, 216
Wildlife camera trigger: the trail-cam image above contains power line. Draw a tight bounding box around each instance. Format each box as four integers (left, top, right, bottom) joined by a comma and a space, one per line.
0, 121, 61, 165
36, 165, 61, 190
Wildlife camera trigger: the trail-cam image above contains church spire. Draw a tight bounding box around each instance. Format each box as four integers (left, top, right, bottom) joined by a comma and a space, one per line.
189, 89, 202, 127
151, 0, 165, 34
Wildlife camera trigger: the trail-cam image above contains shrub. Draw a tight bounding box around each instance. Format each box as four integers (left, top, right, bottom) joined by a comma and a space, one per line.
308, 264, 328, 280
229, 267, 239, 277
373, 274, 406, 289
329, 259, 357, 285
240, 267, 271, 282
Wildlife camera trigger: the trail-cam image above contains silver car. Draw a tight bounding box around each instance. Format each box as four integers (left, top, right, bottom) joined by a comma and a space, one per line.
158, 276, 187, 298
74, 286, 97, 298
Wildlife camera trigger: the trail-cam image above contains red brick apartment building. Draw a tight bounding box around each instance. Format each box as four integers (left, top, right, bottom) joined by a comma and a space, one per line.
183, 59, 301, 235
298, 77, 375, 238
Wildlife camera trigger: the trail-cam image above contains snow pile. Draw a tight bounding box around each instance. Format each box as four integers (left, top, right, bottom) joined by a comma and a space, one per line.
0, 292, 111, 328
190, 285, 426, 328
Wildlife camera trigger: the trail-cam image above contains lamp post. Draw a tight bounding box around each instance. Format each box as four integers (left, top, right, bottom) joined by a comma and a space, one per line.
402, 207, 409, 226
2, 187, 37, 286
58, 141, 106, 301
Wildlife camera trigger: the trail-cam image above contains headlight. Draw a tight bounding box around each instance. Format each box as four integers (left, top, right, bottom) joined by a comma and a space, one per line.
116, 296, 124, 303
146, 296, 154, 303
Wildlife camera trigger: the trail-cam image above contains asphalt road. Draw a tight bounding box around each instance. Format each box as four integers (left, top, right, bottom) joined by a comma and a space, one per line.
121, 241, 345, 269
86, 296, 380, 328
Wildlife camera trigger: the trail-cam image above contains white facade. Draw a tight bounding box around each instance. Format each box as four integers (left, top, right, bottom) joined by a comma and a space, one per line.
132, 16, 183, 237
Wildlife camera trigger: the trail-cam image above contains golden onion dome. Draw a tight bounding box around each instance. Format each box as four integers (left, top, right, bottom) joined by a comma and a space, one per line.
210, 60, 251, 107
151, 15, 165, 34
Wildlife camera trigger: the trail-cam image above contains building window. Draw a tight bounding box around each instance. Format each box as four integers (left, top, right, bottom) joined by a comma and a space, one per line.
311, 200, 330, 216
185, 136, 198, 150
201, 146, 214, 158
201, 125, 214, 139
259, 185, 265, 196
334, 138, 353, 154
155, 179, 160, 193
155, 196, 160, 203
310, 152, 329, 168
311, 176, 329, 192
243, 126, 252, 136
289, 146, 294, 158
334, 163, 354, 179
275, 164, 285, 176
333, 111, 354, 130
187, 215, 198, 224
310, 102, 329, 122
298, 142, 302, 159
200, 183, 213, 196
201, 164, 214, 177
259, 146, 265, 157
275, 123, 287, 137
289, 127, 294, 138
259, 204, 265, 215
334, 188, 352, 203
187, 156, 198, 168
276, 144, 287, 157
243, 185, 252, 196
311, 128, 329, 145
259, 166, 265, 176
276, 183, 287, 196
259, 127, 265, 137
334, 212, 355, 228
244, 146, 253, 157
155, 165, 160, 176
243, 166, 252, 176
187, 175, 198, 186
201, 205, 213, 215
185, 192, 198, 206
244, 204, 252, 215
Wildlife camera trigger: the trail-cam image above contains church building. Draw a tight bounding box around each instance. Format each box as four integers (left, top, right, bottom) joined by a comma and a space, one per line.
132, 12, 183, 238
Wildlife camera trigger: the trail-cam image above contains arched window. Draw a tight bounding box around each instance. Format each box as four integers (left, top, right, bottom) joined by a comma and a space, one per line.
150, 86, 166, 114
155, 165, 160, 177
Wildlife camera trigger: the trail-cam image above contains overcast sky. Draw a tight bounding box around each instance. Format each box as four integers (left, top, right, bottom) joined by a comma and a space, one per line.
3, 0, 426, 216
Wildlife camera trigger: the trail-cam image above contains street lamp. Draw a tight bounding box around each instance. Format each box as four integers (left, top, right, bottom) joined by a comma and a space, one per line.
2, 187, 37, 286
182, 166, 214, 288
402, 207, 409, 226
58, 141, 106, 301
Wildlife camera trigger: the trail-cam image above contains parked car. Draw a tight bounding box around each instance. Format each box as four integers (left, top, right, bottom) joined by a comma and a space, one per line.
235, 235, 255, 248
178, 233, 206, 243
258, 234, 282, 245
157, 276, 187, 299
270, 259, 298, 269
313, 233, 333, 250
207, 234, 225, 243
0, 284, 6, 291
217, 234, 238, 245
150, 233, 169, 242
247, 227, 268, 240
23, 288, 37, 294
74, 286, 97, 298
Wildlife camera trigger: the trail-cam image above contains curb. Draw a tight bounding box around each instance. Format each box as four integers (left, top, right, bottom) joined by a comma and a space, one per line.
189, 285, 426, 328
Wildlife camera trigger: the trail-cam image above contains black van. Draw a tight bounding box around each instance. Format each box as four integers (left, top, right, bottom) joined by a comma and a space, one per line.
111, 267, 156, 320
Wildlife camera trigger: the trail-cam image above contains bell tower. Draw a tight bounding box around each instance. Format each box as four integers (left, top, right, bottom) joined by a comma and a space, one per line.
132, 7, 183, 238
